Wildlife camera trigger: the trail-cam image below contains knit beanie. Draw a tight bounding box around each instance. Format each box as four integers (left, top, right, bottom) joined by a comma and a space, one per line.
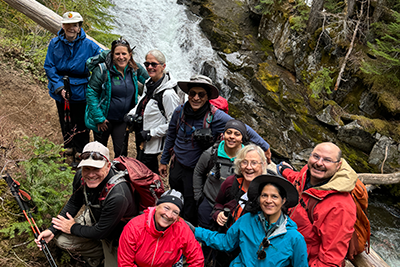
156, 189, 184, 211
224, 119, 248, 142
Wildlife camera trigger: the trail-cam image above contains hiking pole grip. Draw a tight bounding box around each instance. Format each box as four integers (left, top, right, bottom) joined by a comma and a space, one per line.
217, 207, 231, 233
62, 76, 71, 100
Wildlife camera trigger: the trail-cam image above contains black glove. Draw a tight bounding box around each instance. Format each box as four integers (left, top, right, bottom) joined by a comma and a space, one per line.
124, 113, 135, 125
140, 130, 151, 141
54, 86, 64, 95
184, 219, 196, 234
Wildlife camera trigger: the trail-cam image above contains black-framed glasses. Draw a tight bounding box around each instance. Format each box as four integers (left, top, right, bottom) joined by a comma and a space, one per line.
143, 62, 161, 68
112, 38, 129, 47
311, 153, 340, 165
80, 151, 109, 162
256, 237, 270, 260
188, 90, 207, 98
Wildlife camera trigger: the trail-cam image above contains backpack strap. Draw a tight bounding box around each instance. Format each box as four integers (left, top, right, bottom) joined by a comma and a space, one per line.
152, 90, 166, 118
203, 104, 218, 128
99, 63, 108, 83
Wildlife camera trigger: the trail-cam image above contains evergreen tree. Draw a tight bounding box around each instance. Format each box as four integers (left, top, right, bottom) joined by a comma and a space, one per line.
361, 12, 400, 103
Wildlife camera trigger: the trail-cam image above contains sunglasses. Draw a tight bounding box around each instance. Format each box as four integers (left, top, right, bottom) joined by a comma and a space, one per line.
80, 151, 109, 162
256, 237, 270, 260
188, 91, 207, 98
143, 62, 161, 68
112, 39, 129, 47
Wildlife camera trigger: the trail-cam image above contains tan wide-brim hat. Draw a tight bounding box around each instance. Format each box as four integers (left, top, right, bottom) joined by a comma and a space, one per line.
61, 12, 84, 24
178, 74, 219, 99
77, 141, 109, 169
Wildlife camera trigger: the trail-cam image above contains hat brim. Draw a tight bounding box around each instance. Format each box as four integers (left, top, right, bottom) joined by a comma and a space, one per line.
248, 174, 299, 208
178, 81, 219, 99
77, 158, 106, 169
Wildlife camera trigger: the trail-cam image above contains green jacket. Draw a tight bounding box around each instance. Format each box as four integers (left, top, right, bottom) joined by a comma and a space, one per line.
85, 50, 148, 132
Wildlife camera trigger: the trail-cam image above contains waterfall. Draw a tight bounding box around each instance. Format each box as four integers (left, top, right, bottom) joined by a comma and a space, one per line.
108, 0, 230, 96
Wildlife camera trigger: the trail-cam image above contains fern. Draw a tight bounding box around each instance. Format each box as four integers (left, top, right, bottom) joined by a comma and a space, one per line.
309, 68, 334, 99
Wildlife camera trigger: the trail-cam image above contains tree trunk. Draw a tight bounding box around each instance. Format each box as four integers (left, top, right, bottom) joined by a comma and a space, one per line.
307, 0, 326, 34
358, 172, 400, 185
345, 0, 356, 19
1, 0, 107, 50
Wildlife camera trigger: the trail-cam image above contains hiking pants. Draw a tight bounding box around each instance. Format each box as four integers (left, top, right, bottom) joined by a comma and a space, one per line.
169, 161, 197, 225
94, 120, 128, 158
56, 100, 89, 153
54, 212, 118, 267
137, 152, 159, 174
198, 197, 214, 229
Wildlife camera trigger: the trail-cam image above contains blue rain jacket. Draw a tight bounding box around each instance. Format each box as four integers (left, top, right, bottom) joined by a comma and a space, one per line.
44, 28, 103, 103
195, 212, 308, 267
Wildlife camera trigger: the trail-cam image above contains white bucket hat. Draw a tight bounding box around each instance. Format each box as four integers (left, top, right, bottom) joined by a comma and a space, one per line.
61, 12, 84, 24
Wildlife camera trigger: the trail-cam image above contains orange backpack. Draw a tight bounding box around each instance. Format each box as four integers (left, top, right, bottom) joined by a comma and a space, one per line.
306, 178, 371, 260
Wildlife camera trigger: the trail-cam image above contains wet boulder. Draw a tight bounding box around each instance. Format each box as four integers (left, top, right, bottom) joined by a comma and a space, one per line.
369, 136, 400, 173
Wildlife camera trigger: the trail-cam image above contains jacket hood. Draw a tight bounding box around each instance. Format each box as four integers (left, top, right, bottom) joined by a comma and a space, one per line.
145, 72, 177, 96
145, 206, 178, 238
314, 158, 357, 192
57, 27, 87, 44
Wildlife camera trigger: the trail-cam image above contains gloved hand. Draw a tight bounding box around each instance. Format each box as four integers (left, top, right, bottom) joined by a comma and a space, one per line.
140, 130, 151, 141
124, 113, 135, 126
184, 219, 195, 234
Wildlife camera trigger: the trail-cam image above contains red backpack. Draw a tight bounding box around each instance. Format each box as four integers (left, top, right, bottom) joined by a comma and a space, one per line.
305, 178, 370, 260
101, 156, 165, 211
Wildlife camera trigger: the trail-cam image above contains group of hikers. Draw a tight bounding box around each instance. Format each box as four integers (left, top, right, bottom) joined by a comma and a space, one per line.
35, 11, 364, 267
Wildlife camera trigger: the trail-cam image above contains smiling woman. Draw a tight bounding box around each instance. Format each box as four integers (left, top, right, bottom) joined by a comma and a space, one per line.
85, 39, 149, 158
195, 174, 308, 267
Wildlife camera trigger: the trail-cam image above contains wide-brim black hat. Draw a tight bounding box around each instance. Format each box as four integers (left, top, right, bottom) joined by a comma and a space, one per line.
248, 174, 299, 208
178, 74, 219, 100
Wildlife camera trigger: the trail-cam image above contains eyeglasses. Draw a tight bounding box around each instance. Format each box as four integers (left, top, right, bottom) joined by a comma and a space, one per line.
240, 160, 263, 168
257, 237, 270, 260
143, 62, 161, 68
188, 90, 207, 98
80, 151, 109, 162
311, 153, 340, 165
112, 39, 129, 47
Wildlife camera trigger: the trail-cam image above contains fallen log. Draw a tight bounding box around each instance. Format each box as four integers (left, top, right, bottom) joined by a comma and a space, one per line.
358, 172, 400, 185
2, 0, 107, 50
348, 248, 391, 267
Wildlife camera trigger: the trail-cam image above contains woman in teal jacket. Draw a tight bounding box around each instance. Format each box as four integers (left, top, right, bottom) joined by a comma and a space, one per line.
85, 39, 149, 157
195, 174, 308, 267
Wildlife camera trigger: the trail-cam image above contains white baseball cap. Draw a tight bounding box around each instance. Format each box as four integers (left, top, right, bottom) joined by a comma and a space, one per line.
77, 141, 110, 169
61, 12, 84, 24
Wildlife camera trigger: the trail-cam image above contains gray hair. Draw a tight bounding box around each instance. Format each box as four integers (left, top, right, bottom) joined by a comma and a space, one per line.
234, 144, 267, 176
146, 49, 166, 64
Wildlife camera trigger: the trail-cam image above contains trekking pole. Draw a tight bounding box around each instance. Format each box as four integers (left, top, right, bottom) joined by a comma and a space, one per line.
217, 207, 231, 233
3, 174, 58, 267
62, 76, 78, 168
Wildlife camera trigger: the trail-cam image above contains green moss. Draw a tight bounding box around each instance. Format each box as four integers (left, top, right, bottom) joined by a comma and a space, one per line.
292, 120, 303, 135
228, 103, 245, 118
257, 63, 280, 93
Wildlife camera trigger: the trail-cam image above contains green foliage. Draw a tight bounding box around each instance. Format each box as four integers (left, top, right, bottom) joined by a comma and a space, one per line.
0, 136, 74, 241
361, 12, 400, 98
255, 0, 283, 15
309, 67, 334, 98
289, 0, 309, 32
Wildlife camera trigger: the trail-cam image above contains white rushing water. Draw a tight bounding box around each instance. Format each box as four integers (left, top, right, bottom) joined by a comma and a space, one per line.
108, 0, 228, 86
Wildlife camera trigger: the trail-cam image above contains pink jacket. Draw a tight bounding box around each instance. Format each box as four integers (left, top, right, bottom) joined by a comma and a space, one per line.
282, 159, 357, 267
118, 207, 204, 267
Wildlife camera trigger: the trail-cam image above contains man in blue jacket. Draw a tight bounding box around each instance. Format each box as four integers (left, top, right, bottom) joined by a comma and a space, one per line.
44, 12, 103, 158
159, 74, 272, 224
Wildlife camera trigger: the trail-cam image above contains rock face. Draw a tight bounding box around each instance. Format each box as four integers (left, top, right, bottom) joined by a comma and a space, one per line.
179, 0, 400, 173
